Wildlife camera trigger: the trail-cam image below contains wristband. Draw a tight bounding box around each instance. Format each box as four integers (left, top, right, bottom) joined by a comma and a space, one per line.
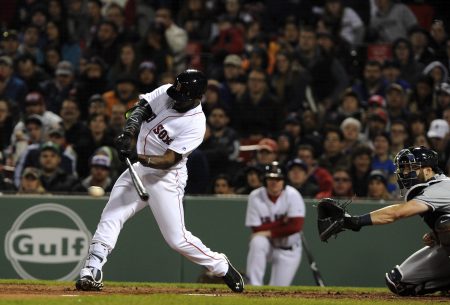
358, 213, 373, 227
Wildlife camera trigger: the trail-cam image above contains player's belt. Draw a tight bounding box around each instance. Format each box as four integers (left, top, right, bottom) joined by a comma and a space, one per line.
276, 243, 299, 251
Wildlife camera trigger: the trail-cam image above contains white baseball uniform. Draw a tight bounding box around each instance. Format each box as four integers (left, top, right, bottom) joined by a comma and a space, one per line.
245, 185, 305, 286
88, 84, 229, 277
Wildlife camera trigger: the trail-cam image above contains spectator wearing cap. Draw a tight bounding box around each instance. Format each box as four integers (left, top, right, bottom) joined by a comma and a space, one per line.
59, 98, 90, 146
80, 154, 113, 193
386, 83, 409, 123
108, 43, 140, 87
408, 75, 434, 121
232, 69, 283, 138
286, 158, 319, 198
1, 30, 20, 59
427, 119, 449, 170
367, 170, 391, 202
295, 144, 333, 194
340, 117, 363, 155
390, 120, 410, 157
103, 75, 138, 116
318, 127, 350, 174
369, 0, 417, 43
13, 123, 78, 188
38, 141, 81, 193
253, 138, 279, 168
9, 114, 44, 168
352, 61, 388, 105
436, 82, 450, 118
40, 61, 75, 114
235, 165, 263, 195
381, 60, 411, 91
0, 55, 27, 110
218, 54, 245, 107
200, 105, 240, 179
137, 61, 158, 93
88, 94, 107, 117
46, 124, 77, 175
271, 51, 309, 113
17, 167, 46, 194
75, 56, 109, 117
19, 91, 62, 129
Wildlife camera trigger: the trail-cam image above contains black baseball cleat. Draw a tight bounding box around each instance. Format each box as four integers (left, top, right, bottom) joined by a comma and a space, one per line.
222, 255, 244, 293
75, 267, 104, 291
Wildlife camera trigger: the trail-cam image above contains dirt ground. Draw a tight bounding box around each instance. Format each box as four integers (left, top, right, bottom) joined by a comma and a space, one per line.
1, 283, 450, 302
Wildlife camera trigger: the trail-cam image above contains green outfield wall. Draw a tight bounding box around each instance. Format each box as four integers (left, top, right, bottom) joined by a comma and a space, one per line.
0, 195, 426, 287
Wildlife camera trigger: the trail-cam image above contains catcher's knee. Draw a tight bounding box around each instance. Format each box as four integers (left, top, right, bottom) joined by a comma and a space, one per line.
385, 266, 424, 296
435, 215, 450, 247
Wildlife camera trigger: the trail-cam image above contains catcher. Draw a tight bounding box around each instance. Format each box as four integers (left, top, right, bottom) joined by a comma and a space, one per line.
317, 146, 450, 296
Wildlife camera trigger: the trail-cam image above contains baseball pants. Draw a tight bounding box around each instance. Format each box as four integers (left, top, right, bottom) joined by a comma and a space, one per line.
91, 162, 228, 276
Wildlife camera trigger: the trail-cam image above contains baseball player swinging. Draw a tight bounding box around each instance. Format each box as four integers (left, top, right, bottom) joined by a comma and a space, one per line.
75, 69, 244, 293
317, 146, 450, 296
245, 161, 306, 286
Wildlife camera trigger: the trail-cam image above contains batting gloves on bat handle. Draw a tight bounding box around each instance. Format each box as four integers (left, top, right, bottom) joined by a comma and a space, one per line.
115, 132, 133, 162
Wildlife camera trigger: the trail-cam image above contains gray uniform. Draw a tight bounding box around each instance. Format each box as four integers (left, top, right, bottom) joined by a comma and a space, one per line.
396, 174, 450, 292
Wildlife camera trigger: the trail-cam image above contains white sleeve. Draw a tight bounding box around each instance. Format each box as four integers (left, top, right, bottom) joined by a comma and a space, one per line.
286, 187, 306, 218
139, 84, 172, 114
168, 125, 205, 155
245, 192, 262, 227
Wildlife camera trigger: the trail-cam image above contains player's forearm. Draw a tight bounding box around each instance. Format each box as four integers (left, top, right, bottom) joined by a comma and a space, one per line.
123, 100, 152, 137
252, 219, 284, 232
369, 204, 404, 225
137, 149, 182, 170
270, 218, 304, 238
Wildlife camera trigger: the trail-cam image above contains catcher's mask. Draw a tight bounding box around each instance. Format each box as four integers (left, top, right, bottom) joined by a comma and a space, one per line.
394, 146, 439, 191
167, 69, 207, 112
263, 161, 285, 187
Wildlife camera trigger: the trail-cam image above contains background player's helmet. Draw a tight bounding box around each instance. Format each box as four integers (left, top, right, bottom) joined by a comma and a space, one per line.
167, 69, 207, 104
394, 146, 439, 190
263, 161, 285, 186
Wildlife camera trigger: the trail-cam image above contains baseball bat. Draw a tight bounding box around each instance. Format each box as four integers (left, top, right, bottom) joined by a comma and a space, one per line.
301, 232, 325, 287
126, 157, 149, 201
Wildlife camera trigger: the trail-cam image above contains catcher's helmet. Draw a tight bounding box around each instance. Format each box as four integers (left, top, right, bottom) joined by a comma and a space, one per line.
264, 161, 285, 179
167, 69, 207, 104
394, 146, 439, 190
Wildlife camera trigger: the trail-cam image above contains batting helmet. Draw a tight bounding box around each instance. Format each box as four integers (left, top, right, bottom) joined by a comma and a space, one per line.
167, 69, 207, 104
264, 161, 284, 179
394, 146, 440, 190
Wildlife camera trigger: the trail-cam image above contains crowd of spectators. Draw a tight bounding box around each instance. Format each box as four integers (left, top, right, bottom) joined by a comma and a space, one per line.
0, 0, 450, 200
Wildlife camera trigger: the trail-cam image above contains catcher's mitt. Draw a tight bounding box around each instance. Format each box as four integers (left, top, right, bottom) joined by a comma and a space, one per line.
317, 198, 350, 242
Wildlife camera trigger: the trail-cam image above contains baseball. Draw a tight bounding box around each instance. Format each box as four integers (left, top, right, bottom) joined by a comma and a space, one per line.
88, 186, 105, 197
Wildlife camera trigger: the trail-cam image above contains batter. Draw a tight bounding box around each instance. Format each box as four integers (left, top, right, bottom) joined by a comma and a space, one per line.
245, 161, 306, 286
75, 69, 244, 293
